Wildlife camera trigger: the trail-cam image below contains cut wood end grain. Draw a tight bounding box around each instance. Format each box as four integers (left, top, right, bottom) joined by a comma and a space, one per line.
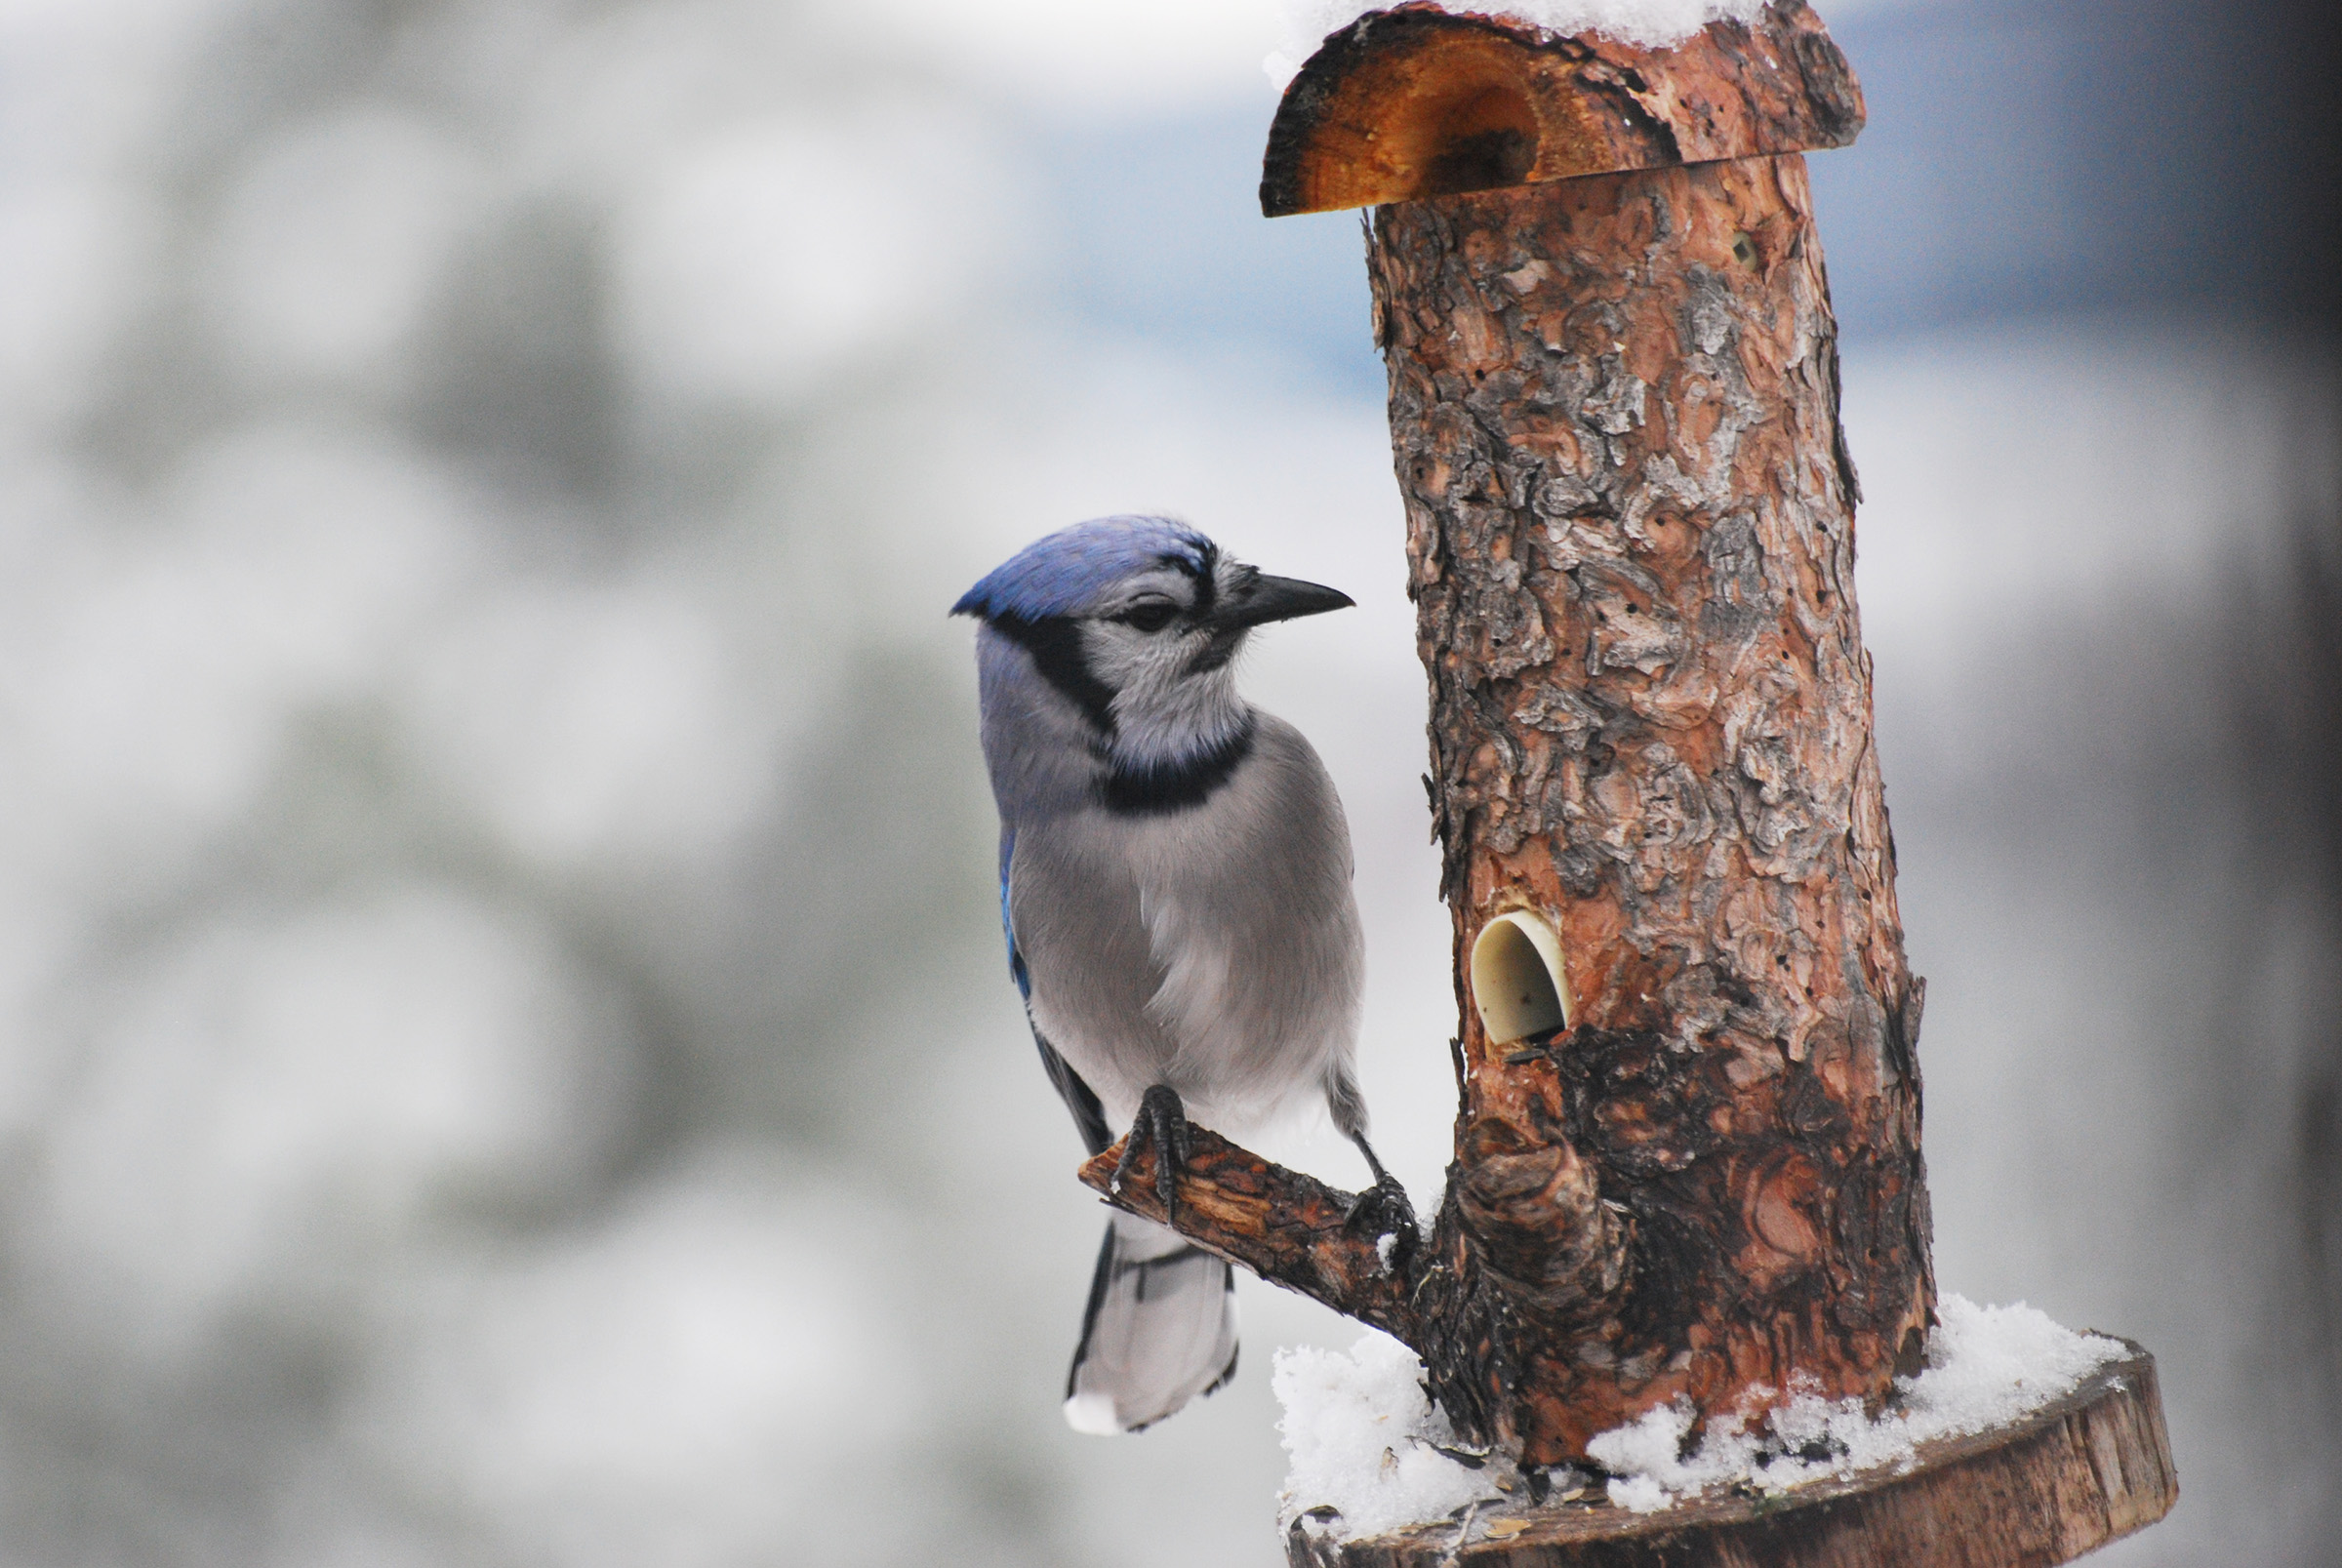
1260, 0, 1864, 217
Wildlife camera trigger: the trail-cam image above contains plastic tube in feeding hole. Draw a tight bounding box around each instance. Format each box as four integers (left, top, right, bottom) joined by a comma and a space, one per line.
1471, 910, 1571, 1044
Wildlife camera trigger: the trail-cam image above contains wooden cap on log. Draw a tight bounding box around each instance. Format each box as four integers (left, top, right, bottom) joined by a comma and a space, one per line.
1259, 0, 1865, 217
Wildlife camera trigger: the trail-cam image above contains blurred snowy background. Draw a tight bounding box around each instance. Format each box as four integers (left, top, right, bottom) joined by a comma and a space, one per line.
0, 0, 2333, 1562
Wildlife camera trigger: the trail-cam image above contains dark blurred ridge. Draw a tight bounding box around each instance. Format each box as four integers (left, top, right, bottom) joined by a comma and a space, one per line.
1806, 0, 2342, 337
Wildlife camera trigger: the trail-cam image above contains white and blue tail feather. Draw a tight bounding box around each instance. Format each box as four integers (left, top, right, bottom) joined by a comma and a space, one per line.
1063, 1209, 1239, 1435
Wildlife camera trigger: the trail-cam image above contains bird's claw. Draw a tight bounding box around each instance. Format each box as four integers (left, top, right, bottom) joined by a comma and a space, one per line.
1344, 1176, 1420, 1274
1110, 1084, 1192, 1226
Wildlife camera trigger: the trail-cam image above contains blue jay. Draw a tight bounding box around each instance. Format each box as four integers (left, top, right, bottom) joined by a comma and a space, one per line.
954, 515, 1415, 1435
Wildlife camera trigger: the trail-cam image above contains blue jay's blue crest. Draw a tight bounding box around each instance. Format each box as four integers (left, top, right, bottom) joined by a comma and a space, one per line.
951, 515, 1215, 623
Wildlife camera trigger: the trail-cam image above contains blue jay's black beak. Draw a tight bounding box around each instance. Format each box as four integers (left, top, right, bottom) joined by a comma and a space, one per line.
1217, 573, 1354, 630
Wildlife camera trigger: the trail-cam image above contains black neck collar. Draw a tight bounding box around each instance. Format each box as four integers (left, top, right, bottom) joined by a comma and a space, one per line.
1098, 714, 1256, 816
989, 614, 1253, 815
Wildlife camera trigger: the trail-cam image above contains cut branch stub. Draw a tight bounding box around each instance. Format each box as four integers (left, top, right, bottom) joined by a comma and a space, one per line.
1260, 0, 1863, 217
1077, 1129, 1422, 1347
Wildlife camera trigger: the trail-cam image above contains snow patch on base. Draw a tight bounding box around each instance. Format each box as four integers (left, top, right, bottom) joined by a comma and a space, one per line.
1590, 1297, 2127, 1513
1272, 1296, 2127, 1541
1269, 1, 1768, 89
1272, 1331, 1491, 1541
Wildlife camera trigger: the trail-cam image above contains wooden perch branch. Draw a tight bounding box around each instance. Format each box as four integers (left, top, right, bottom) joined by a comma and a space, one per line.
1078, 1129, 1422, 1347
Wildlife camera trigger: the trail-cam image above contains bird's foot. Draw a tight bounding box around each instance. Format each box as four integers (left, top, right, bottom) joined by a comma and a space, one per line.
1344, 1175, 1420, 1275
1110, 1084, 1192, 1226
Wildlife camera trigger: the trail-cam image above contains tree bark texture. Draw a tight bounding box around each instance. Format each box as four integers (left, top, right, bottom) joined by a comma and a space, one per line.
1368, 150, 1932, 1463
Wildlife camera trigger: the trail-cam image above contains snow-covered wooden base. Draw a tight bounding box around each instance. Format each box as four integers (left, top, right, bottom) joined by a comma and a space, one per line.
1285, 1341, 2175, 1568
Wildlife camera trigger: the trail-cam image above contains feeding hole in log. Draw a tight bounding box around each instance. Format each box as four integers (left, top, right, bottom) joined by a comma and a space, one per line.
1269, 31, 1553, 213
1471, 911, 1571, 1044
1419, 81, 1538, 195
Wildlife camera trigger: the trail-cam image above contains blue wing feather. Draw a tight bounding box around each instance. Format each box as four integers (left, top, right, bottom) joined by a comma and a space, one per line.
1000, 826, 1030, 1000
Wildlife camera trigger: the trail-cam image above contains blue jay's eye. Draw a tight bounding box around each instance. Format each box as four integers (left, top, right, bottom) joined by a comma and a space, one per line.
1117, 601, 1179, 633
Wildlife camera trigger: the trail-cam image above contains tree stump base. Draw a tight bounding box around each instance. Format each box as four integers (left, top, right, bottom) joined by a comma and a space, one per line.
1285, 1343, 2175, 1568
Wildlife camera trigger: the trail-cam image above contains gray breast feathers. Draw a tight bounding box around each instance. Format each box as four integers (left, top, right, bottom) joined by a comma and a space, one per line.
1007, 712, 1362, 1139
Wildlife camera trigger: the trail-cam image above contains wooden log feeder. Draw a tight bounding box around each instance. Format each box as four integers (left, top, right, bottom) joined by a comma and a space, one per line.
1080, 2, 2177, 1561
